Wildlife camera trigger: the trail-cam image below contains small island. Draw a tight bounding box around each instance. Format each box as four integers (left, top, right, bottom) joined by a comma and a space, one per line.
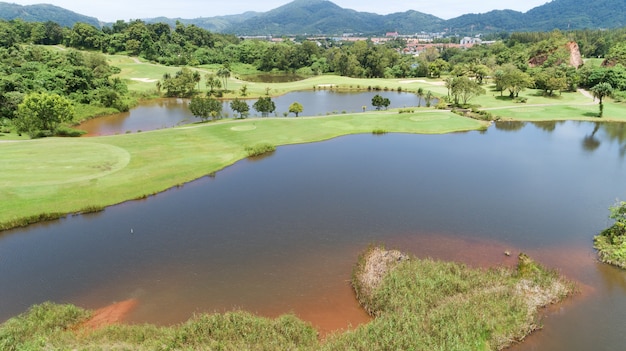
594, 201, 626, 269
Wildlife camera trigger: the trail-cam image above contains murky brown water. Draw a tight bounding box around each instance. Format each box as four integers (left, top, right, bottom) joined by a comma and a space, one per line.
2, 121, 626, 349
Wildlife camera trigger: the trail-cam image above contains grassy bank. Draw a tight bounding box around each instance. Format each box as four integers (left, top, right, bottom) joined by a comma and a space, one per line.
0, 111, 487, 231
594, 201, 626, 269
0, 249, 574, 350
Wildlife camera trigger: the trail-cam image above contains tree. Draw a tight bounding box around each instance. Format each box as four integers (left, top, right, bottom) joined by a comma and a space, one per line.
253, 96, 276, 117
189, 96, 222, 121
371, 94, 391, 110
288, 102, 303, 117
240, 84, 248, 97
591, 82, 613, 117
428, 59, 449, 78
15, 92, 74, 137
205, 74, 221, 95
217, 66, 231, 91
230, 98, 249, 119
494, 64, 533, 98
161, 67, 197, 97
449, 76, 486, 105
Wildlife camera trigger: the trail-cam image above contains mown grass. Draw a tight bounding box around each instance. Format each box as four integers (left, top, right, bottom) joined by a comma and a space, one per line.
0, 111, 486, 231
0, 249, 573, 351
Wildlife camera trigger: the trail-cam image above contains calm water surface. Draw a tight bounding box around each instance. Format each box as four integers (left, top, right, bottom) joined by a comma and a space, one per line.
78, 90, 423, 136
1, 121, 626, 348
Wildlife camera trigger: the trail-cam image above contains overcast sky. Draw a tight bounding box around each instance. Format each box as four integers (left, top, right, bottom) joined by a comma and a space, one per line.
10, 0, 550, 22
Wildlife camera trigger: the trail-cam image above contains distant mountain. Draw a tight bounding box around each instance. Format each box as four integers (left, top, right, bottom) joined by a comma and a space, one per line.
144, 12, 259, 33
0, 2, 100, 28
1, 0, 625, 35
220, 0, 443, 35
445, 0, 626, 33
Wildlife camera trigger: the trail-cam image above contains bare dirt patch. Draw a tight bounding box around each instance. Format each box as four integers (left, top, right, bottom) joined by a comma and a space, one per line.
82, 299, 138, 330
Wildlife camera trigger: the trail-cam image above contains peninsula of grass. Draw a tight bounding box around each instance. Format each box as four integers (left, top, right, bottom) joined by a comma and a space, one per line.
0, 248, 574, 350
594, 201, 626, 269
0, 111, 487, 231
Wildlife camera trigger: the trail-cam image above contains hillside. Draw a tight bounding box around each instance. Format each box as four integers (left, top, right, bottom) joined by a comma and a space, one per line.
446, 0, 626, 33
0, 2, 100, 28
221, 0, 442, 35
144, 12, 259, 33
1, 0, 625, 35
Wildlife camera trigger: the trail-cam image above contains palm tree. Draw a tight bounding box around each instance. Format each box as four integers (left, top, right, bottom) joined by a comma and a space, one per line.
591, 82, 614, 117
417, 87, 424, 107
192, 71, 201, 90
217, 66, 231, 91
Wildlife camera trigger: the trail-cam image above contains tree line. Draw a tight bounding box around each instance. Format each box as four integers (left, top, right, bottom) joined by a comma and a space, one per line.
2, 18, 626, 136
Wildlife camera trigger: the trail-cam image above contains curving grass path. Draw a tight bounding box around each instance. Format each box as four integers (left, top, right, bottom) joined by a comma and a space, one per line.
0, 111, 488, 230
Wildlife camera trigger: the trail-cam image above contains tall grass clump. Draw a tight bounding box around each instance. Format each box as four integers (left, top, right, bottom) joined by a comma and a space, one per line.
245, 143, 276, 157
330, 247, 575, 351
0, 302, 90, 351
594, 201, 626, 269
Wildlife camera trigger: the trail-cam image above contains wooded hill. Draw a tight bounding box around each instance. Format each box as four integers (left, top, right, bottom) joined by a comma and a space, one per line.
0, 0, 625, 35
0, 2, 99, 28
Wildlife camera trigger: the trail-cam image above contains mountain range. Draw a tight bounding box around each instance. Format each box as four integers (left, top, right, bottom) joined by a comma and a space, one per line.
1, 0, 625, 35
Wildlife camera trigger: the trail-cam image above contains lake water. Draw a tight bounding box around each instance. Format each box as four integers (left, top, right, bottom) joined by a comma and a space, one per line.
78, 91, 425, 136
1, 121, 626, 349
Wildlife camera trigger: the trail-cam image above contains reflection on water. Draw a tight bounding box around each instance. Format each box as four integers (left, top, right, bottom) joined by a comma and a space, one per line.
1, 122, 626, 348
78, 91, 423, 136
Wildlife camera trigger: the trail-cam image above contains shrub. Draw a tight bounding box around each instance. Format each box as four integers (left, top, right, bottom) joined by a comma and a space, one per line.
244, 143, 276, 157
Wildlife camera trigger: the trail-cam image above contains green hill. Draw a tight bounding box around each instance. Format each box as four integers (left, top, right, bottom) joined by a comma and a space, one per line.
0, 2, 100, 27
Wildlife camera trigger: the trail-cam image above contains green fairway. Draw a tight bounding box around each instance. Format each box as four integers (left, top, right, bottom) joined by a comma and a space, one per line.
0, 111, 487, 230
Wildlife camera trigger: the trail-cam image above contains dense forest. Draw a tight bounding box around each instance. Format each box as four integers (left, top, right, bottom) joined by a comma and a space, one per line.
1, 18, 626, 136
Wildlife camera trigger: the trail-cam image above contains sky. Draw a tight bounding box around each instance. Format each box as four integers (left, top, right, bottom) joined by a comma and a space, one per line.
9, 0, 550, 22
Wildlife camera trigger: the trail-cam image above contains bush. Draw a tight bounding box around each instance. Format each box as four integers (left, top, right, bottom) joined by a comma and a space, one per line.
244, 143, 276, 157
594, 201, 626, 269
55, 126, 87, 137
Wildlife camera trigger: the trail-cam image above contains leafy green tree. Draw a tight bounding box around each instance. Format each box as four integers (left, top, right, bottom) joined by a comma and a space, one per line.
15, 92, 74, 137
205, 74, 222, 95
189, 96, 222, 121
161, 68, 197, 97
240, 84, 248, 97
230, 98, 249, 119
371, 94, 391, 110
532, 67, 567, 96
288, 102, 303, 117
428, 59, 449, 78
591, 82, 613, 117
449, 76, 486, 105
253, 96, 276, 117
494, 64, 534, 98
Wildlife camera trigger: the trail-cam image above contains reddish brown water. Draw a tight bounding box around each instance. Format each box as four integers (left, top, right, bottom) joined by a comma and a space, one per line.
2, 121, 626, 349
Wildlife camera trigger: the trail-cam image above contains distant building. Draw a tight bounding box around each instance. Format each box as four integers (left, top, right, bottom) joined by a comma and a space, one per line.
460, 37, 482, 46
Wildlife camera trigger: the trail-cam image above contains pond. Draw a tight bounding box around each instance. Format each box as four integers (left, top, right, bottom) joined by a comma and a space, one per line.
1, 121, 626, 349
77, 90, 425, 136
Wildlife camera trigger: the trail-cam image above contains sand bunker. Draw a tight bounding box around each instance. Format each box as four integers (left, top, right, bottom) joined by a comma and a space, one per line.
231, 125, 257, 131
131, 78, 159, 83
